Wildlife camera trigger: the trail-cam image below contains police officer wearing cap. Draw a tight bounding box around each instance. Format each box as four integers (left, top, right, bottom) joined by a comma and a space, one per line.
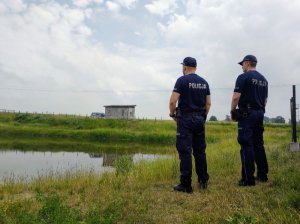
169, 57, 211, 193
231, 55, 269, 186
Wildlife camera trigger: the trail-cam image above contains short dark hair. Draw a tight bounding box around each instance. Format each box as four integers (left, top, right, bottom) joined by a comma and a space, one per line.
249, 61, 257, 67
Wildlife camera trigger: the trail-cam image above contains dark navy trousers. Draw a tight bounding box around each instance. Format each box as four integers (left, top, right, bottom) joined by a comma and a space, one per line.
238, 110, 269, 183
176, 115, 209, 186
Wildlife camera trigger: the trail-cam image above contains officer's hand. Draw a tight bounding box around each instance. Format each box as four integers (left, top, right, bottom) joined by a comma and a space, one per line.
203, 114, 207, 122
230, 110, 235, 121
230, 109, 238, 122
169, 113, 176, 122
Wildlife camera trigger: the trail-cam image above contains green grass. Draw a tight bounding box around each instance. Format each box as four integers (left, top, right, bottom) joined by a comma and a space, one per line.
0, 113, 299, 223
0, 113, 176, 152
0, 113, 223, 153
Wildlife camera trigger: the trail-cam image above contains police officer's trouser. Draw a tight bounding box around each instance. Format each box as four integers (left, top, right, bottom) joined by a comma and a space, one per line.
176, 114, 209, 186
238, 110, 269, 183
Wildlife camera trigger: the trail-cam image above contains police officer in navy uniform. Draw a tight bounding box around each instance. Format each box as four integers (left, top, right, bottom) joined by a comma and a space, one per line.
231, 55, 269, 186
169, 57, 211, 193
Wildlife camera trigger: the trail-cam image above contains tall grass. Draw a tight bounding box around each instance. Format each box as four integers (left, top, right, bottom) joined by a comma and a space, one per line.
0, 113, 299, 223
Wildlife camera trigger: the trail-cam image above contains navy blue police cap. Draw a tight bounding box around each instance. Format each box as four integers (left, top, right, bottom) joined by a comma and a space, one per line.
238, 55, 257, 65
181, 57, 197, 67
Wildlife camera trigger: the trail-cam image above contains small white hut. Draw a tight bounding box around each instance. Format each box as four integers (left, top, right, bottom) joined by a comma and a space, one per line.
103, 105, 136, 119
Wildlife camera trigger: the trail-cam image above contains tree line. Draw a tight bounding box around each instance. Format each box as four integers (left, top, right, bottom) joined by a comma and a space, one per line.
209, 115, 286, 123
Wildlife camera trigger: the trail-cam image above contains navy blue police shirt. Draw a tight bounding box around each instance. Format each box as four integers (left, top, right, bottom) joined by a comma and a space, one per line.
234, 70, 268, 111
173, 73, 210, 112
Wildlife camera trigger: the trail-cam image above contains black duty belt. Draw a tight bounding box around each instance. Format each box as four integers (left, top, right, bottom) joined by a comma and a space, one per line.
180, 111, 205, 116
240, 107, 263, 112
239, 104, 262, 112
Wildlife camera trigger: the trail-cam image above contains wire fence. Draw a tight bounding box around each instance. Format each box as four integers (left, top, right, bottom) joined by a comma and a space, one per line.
0, 109, 85, 118
0, 109, 166, 121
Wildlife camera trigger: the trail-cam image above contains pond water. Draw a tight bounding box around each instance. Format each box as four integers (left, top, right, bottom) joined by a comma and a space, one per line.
0, 150, 169, 182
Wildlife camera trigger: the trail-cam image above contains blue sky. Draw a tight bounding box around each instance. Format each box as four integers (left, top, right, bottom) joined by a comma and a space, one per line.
1, 0, 300, 121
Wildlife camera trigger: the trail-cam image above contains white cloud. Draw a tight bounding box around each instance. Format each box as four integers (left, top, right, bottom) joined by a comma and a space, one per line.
106, 1, 121, 13
74, 0, 136, 11
0, 2, 102, 113
118, 0, 137, 9
145, 0, 177, 16
77, 25, 92, 36
161, 14, 195, 42
0, 2, 7, 13
73, 0, 103, 8
134, 31, 142, 36
73, 0, 92, 7
1, 0, 26, 13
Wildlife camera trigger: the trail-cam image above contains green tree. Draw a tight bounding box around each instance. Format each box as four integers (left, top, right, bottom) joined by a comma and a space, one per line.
209, 115, 218, 121
271, 116, 285, 123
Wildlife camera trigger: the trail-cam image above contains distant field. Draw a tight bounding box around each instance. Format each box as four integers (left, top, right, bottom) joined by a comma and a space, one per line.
0, 112, 299, 223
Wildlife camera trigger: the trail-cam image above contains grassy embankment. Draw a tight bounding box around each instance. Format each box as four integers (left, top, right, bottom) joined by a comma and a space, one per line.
0, 113, 299, 223
0, 113, 179, 153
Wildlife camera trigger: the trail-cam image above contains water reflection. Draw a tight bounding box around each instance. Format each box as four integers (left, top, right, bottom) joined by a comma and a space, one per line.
0, 150, 169, 182
89, 153, 134, 166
